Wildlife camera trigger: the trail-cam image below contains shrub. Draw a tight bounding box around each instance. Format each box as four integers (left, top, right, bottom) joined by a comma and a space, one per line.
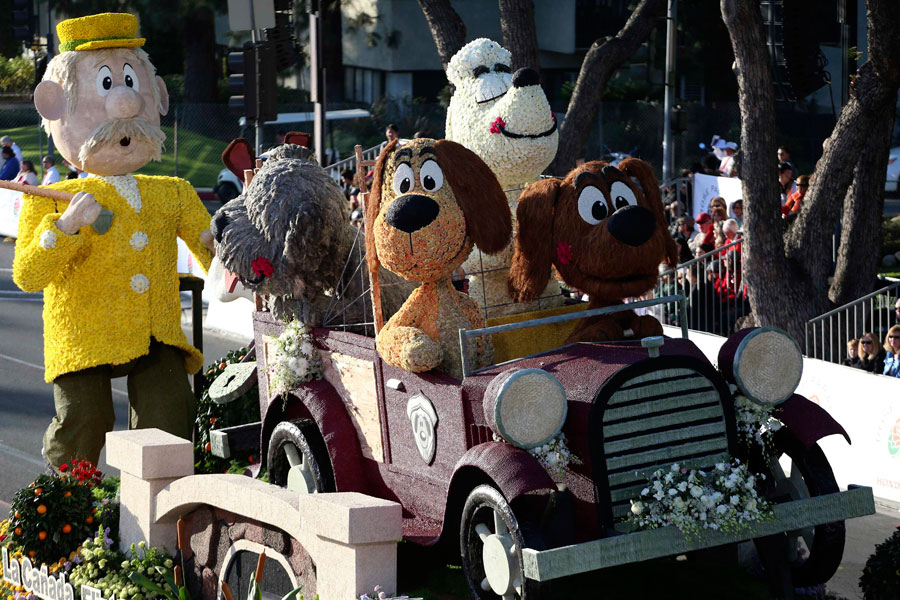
4, 461, 105, 564
860, 525, 900, 599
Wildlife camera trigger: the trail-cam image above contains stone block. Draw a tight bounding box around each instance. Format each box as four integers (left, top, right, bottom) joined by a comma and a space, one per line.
314, 541, 397, 600
118, 472, 179, 551
298, 492, 401, 545
201, 566, 218, 600
106, 429, 194, 479
189, 506, 219, 567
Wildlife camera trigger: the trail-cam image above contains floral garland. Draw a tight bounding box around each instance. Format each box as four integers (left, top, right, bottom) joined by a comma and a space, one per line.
732, 385, 783, 459
527, 433, 574, 477
628, 461, 773, 538
268, 320, 323, 397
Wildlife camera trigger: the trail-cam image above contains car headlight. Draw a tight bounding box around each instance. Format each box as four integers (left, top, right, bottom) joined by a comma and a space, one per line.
718, 327, 802, 406
484, 368, 568, 448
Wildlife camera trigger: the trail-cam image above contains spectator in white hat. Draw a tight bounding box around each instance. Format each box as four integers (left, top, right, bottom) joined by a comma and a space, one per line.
719, 142, 738, 177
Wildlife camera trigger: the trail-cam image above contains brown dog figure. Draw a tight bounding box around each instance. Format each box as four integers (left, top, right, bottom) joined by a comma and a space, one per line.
366, 138, 512, 379
508, 158, 678, 343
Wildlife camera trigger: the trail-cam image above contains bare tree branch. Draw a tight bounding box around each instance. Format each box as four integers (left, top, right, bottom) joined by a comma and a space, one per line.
549, 0, 665, 175
416, 0, 467, 69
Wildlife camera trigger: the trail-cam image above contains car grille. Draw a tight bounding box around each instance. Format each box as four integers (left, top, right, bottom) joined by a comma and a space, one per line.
598, 367, 731, 521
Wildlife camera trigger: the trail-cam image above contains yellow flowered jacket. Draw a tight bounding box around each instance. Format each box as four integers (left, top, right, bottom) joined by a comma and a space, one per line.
13, 175, 213, 382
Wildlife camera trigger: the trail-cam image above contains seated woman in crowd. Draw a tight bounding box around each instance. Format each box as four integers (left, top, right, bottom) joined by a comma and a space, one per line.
882, 325, 900, 377
730, 199, 744, 228
13, 159, 38, 186
843, 338, 862, 368
858, 332, 885, 374
782, 174, 811, 218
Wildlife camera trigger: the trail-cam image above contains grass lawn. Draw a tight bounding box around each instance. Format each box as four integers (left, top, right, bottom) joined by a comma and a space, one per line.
4, 123, 227, 188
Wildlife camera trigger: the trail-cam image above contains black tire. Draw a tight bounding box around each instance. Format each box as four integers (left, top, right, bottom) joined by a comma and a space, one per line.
459, 484, 550, 600
215, 182, 240, 203
266, 420, 335, 493
759, 429, 846, 588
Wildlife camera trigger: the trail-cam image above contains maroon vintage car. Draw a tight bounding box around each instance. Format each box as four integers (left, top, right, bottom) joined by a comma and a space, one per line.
220, 294, 875, 599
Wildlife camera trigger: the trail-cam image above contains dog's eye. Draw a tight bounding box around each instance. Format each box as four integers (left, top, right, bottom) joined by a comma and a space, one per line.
610, 181, 638, 211
473, 65, 490, 77
392, 163, 414, 195
494, 64, 511, 74
577, 186, 609, 225
419, 159, 443, 192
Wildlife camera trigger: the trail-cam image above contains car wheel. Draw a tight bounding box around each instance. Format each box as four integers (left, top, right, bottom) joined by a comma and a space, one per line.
759, 429, 846, 588
215, 182, 240, 203
460, 485, 550, 600
266, 420, 335, 493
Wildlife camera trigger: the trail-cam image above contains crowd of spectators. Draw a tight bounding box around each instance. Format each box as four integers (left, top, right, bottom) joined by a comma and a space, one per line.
0, 134, 83, 187
844, 325, 900, 378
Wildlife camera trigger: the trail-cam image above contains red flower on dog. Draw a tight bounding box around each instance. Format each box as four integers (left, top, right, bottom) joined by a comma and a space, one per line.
489, 117, 506, 135
556, 241, 574, 265
251, 257, 274, 278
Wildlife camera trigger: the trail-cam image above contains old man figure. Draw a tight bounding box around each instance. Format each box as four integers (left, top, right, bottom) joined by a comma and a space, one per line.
13, 13, 214, 470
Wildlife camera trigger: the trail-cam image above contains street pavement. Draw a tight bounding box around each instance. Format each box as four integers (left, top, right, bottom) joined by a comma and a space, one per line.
0, 236, 249, 503
0, 230, 898, 598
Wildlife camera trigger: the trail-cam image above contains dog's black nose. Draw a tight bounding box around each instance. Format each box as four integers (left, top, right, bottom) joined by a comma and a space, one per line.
607, 205, 656, 247
512, 68, 540, 88
212, 211, 229, 243
385, 194, 440, 234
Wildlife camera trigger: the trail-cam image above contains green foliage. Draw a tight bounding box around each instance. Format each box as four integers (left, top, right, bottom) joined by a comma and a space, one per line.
0, 56, 35, 94
195, 347, 261, 475
881, 218, 900, 256
71, 536, 173, 600
560, 80, 576, 103
6, 472, 97, 564
860, 525, 900, 599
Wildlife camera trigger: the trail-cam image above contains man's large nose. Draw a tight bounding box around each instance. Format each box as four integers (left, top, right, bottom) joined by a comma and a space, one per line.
106, 86, 143, 119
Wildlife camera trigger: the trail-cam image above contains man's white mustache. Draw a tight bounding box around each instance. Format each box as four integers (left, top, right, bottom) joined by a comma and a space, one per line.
78, 117, 166, 166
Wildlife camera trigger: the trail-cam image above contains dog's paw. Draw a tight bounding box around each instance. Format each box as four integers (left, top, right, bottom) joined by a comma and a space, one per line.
377, 326, 442, 373
631, 315, 664, 339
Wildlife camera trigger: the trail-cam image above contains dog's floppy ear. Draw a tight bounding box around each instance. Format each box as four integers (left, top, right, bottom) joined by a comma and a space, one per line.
508, 178, 561, 303
222, 138, 255, 180
365, 139, 400, 289
434, 139, 511, 254
619, 157, 679, 266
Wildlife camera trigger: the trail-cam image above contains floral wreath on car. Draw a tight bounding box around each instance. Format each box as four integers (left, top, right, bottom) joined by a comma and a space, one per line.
269, 319, 323, 398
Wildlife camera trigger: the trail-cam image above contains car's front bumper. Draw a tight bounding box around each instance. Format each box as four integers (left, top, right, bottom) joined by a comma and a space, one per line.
522, 486, 875, 582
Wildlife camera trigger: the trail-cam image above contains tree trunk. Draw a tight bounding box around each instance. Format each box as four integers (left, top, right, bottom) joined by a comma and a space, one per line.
549, 0, 665, 175
722, 0, 900, 345
182, 6, 218, 104
416, 0, 466, 69
830, 94, 897, 306
499, 0, 540, 73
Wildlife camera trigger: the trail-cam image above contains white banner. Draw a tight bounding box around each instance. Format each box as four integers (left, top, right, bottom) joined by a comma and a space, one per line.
663, 325, 900, 506
692, 173, 744, 218
0, 187, 23, 238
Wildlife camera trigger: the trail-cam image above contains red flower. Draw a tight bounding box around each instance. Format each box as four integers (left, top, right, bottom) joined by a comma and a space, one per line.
489, 117, 506, 135
251, 256, 274, 278
556, 241, 574, 265
58, 463, 68, 472
551, 112, 557, 123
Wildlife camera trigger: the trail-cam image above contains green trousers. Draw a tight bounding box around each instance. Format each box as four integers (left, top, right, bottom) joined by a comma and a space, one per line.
44, 339, 197, 469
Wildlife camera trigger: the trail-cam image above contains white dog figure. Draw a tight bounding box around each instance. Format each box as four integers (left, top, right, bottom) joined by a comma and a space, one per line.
446, 38, 562, 318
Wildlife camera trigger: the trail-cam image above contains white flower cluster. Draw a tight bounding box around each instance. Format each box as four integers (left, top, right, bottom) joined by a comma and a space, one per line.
628, 460, 773, 538
269, 319, 322, 396
527, 432, 574, 477
733, 388, 783, 458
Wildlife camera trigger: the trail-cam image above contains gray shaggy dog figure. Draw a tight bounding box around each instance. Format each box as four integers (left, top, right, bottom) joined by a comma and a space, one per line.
211, 144, 409, 326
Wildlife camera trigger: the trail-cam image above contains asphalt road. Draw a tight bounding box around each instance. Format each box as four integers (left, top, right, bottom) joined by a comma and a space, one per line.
0, 236, 249, 503
0, 232, 898, 599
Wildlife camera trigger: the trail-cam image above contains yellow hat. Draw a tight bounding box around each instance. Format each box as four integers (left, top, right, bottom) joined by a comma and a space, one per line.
57, 13, 145, 53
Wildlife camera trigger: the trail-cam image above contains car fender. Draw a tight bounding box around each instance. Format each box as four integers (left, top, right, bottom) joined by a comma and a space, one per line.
261, 378, 367, 493
440, 442, 556, 542
776, 394, 851, 449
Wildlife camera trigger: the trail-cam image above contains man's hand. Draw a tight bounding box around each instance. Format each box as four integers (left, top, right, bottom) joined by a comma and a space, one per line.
56, 192, 101, 235
200, 229, 215, 255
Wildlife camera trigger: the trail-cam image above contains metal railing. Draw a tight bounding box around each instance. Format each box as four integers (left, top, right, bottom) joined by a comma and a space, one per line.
325, 143, 384, 182
805, 280, 900, 363
648, 237, 749, 338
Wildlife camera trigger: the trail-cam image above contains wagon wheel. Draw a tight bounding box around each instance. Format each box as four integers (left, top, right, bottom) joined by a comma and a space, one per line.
460, 485, 550, 600
760, 429, 846, 588
267, 420, 335, 493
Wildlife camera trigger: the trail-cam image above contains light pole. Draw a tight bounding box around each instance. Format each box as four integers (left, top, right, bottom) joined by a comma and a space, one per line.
662, 0, 677, 182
